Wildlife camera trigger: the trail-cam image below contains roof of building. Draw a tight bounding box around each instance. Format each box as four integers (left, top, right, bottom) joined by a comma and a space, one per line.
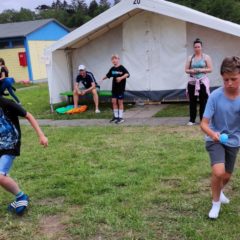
46, 0, 240, 53
0, 19, 69, 39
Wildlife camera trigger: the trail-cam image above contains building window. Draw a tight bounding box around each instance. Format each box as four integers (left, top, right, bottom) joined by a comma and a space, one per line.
12, 39, 24, 48
0, 41, 10, 49
0, 39, 24, 49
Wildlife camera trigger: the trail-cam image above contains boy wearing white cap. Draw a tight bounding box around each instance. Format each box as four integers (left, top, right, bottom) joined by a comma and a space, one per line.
73, 65, 100, 113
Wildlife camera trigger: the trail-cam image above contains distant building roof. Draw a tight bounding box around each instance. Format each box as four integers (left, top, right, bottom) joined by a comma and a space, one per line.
0, 19, 69, 39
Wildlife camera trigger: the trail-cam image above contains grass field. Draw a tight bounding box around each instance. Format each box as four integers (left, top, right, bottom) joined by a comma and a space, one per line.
154, 103, 189, 118
1, 125, 240, 240
2, 83, 240, 239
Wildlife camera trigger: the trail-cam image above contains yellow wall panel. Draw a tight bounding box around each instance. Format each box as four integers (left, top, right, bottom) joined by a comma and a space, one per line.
28, 41, 55, 81
0, 48, 29, 82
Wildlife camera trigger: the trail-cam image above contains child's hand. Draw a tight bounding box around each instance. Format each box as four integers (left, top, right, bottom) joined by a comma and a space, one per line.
116, 77, 122, 82
40, 135, 48, 147
212, 132, 220, 142
98, 79, 104, 85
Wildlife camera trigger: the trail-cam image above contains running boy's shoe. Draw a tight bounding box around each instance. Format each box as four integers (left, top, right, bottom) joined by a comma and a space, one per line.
109, 117, 118, 123
8, 194, 29, 216
116, 118, 125, 124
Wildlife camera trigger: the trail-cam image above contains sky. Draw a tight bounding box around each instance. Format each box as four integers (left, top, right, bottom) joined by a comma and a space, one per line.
0, 0, 99, 12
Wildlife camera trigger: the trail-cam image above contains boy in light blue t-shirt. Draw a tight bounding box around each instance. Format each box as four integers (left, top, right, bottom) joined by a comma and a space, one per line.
201, 56, 240, 219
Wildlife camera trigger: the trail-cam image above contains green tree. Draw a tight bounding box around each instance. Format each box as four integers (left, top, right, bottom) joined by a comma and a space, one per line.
88, 0, 99, 18
71, 0, 88, 13
99, 0, 111, 12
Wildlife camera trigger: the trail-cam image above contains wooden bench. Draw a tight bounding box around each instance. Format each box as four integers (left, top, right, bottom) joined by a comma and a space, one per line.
60, 90, 112, 104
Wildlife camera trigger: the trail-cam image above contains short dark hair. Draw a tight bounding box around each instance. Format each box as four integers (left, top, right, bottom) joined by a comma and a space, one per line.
220, 56, 240, 75
193, 38, 203, 46
0, 58, 5, 65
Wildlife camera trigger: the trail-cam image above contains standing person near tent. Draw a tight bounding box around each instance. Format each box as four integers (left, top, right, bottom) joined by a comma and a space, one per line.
201, 56, 240, 219
101, 54, 130, 124
73, 65, 100, 113
0, 95, 48, 215
185, 38, 213, 126
0, 58, 20, 104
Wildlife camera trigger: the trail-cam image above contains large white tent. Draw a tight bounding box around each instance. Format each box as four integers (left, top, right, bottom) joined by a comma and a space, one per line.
45, 0, 240, 105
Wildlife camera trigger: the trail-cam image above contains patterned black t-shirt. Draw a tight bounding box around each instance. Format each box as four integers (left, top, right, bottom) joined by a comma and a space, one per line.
106, 65, 130, 95
0, 97, 27, 156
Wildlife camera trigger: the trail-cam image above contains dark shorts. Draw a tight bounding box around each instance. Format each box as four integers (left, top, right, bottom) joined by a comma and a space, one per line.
206, 141, 239, 173
112, 92, 124, 100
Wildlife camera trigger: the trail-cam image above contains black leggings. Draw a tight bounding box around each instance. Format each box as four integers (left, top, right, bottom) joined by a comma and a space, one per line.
188, 83, 208, 123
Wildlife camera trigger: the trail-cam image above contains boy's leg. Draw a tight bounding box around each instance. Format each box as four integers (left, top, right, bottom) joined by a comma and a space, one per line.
91, 88, 100, 112
220, 146, 239, 201
110, 97, 118, 122
206, 142, 225, 218
187, 83, 198, 123
0, 155, 19, 194
0, 155, 29, 215
211, 163, 225, 202
118, 99, 124, 119
115, 93, 124, 123
0, 175, 20, 195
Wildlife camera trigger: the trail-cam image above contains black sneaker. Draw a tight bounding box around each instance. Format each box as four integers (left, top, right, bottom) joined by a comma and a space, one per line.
116, 118, 125, 124
109, 117, 118, 123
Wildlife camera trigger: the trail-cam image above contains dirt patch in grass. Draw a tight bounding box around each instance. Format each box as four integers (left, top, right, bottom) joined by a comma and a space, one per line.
39, 214, 72, 240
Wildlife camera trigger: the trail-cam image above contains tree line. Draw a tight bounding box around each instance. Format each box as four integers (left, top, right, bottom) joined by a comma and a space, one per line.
0, 0, 239, 29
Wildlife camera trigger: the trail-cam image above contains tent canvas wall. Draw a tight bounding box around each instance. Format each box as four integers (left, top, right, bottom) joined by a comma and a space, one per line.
45, 0, 240, 105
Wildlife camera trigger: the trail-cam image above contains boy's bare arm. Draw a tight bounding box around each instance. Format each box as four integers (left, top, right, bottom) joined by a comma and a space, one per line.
25, 112, 48, 147
200, 117, 220, 142
116, 73, 129, 82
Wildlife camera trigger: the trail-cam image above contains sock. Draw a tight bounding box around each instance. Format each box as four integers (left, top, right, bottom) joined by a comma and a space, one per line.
16, 191, 24, 199
113, 109, 119, 118
119, 110, 123, 119
209, 201, 221, 219
220, 191, 230, 204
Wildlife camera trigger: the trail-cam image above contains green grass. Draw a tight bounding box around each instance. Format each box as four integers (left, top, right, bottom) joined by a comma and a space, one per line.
14, 82, 34, 89
1, 125, 240, 239
154, 103, 189, 117
15, 83, 133, 120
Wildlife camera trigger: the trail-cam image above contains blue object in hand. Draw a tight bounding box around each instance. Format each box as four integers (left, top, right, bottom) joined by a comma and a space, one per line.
220, 133, 228, 144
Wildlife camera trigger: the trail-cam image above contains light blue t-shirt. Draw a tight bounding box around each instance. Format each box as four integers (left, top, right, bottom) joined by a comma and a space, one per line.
203, 87, 240, 147
191, 57, 206, 79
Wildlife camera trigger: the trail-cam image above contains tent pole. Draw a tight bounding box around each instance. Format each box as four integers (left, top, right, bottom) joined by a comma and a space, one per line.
50, 104, 54, 113
65, 49, 74, 90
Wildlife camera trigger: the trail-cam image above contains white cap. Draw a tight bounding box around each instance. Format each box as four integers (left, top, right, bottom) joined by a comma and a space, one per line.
78, 65, 86, 71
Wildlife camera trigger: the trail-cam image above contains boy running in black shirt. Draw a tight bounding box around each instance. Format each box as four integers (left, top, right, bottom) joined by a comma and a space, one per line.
0, 97, 48, 215
101, 55, 130, 124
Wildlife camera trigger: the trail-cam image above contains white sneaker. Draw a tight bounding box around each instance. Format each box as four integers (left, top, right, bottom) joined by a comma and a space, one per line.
208, 201, 221, 219
220, 191, 230, 204
187, 122, 195, 126
95, 109, 101, 113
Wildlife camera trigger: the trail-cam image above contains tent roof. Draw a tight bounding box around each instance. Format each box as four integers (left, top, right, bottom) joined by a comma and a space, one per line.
0, 19, 69, 39
46, 0, 240, 53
